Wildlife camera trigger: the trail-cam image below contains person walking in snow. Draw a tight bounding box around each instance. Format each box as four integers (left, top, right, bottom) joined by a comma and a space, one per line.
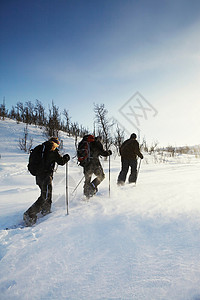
78, 135, 112, 198
23, 137, 70, 226
117, 133, 143, 185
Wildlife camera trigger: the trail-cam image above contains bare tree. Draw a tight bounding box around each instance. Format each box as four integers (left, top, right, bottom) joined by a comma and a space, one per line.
16, 102, 24, 123
18, 124, 33, 153
0, 98, 7, 120
9, 105, 17, 120
45, 101, 61, 138
141, 137, 149, 153
63, 109, 71, 136
34, 99, 46, 126
113, 124, 125, 154
24, 101, 34, 125
149, 141, 159, 154
94, 103, 113, 150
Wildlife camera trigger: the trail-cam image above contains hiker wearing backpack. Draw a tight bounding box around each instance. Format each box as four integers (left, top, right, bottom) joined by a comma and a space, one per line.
23, 137, 70, 226
77, 135, 112, 198
117, 133, 143, 185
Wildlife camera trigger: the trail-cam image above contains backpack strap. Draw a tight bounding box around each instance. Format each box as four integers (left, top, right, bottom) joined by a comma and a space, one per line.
41, 143, 46, 158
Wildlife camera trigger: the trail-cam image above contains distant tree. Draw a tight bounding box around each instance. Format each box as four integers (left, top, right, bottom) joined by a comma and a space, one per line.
16, 101, 25, 123
9, 105, 17, 120
166, 145, 176, 157
45, 101, 60, 138
63, 109, 71, 136
94, 103, 114, 150
18, 124, 33, 153
113, 124, 125, 154
71, 122, 80, 137
34, 99, 46, 126
140, 137, 149, 153
24, 101, 34, 125
149, 141, 159, 154
0, 98, 7, 120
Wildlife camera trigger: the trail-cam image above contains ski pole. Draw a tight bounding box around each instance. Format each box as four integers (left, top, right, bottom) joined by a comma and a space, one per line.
135, 158, 142, 185
109, 154, 111, 197
71, 175, 84, 195
66, 162, 69, 215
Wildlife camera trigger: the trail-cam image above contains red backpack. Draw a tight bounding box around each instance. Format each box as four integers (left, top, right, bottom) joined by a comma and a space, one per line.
77, 135, 95, 166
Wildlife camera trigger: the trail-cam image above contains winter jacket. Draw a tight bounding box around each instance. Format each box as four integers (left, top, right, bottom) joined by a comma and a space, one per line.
39, 141, 67, 176
90, 140, 110, 159
120, 138, 143, 160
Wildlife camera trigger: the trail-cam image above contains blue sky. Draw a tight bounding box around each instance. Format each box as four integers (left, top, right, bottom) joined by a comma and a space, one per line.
1, 0, 200, 146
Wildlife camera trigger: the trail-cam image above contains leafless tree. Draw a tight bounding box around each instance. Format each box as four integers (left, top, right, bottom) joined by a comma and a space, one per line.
94, 103, 114, 150
18, 124, 33, 153
0, 98, 7, 120
34, 99, 46, 126
113, 124, 125, 154
63, 109, 71, 136
16, 102, 25, 123
45, 101, 61, 138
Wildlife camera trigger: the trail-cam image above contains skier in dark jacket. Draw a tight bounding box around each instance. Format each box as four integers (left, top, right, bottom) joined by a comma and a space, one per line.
23, 137, 70, 226
117, 133, 143, 185
81, 136, 112, 198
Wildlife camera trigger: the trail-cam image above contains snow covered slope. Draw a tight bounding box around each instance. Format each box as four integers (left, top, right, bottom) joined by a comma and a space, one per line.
0, 119, 200, 300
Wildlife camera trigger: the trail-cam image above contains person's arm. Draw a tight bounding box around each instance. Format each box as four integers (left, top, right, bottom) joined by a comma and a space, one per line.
135, 141, 143, 159
96, 141, 112, 157
54, 149, 70, 165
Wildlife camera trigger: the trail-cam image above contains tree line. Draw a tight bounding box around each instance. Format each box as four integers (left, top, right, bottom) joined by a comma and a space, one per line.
0, 99, 90, 137
0, 99, 125, 153
1, 99, 198, 158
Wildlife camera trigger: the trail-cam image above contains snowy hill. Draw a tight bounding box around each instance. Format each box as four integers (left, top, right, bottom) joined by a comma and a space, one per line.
0, 119, 200, 300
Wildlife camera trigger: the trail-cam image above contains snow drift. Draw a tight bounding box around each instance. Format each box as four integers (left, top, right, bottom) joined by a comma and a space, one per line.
0, 119, 200, 300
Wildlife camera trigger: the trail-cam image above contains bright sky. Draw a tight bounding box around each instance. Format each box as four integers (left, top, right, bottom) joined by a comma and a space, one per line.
1, 0, 200, 146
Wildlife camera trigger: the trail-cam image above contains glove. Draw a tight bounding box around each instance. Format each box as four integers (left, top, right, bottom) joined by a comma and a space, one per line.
140, 154, 144, 159
108, 150, 112, 156
63, 154, 70, 163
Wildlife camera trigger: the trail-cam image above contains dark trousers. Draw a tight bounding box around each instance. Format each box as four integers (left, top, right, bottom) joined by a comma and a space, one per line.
83, 159, 105, 195
25, 174, 53, 218
118, 159, 137, 183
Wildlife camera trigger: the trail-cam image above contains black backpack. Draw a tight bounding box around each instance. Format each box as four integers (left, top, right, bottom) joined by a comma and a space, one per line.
27, 143, 46, 176
77, 135, 95, 166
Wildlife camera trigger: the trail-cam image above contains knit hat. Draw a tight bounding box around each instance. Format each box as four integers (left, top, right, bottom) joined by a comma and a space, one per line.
130, 133, 137, 139
49, 137, 60, 145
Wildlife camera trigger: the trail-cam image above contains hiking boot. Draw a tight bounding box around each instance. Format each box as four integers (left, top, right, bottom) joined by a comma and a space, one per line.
117, 180, 125, 186
23, 212, 37, 226
41, 207, 51, 216
41, 200, 52, 216
84, 183, 98, 198
90, 182, 98, 194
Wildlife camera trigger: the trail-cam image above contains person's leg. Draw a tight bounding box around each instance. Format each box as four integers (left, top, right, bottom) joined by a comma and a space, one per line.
83, 164, 93, 197
41, 176, 53, 216
92, 161, 105, 189
129, 160, 137, 183
23, 176, 52, 225
23, 176, 44, 225
117, 159, 129, 185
